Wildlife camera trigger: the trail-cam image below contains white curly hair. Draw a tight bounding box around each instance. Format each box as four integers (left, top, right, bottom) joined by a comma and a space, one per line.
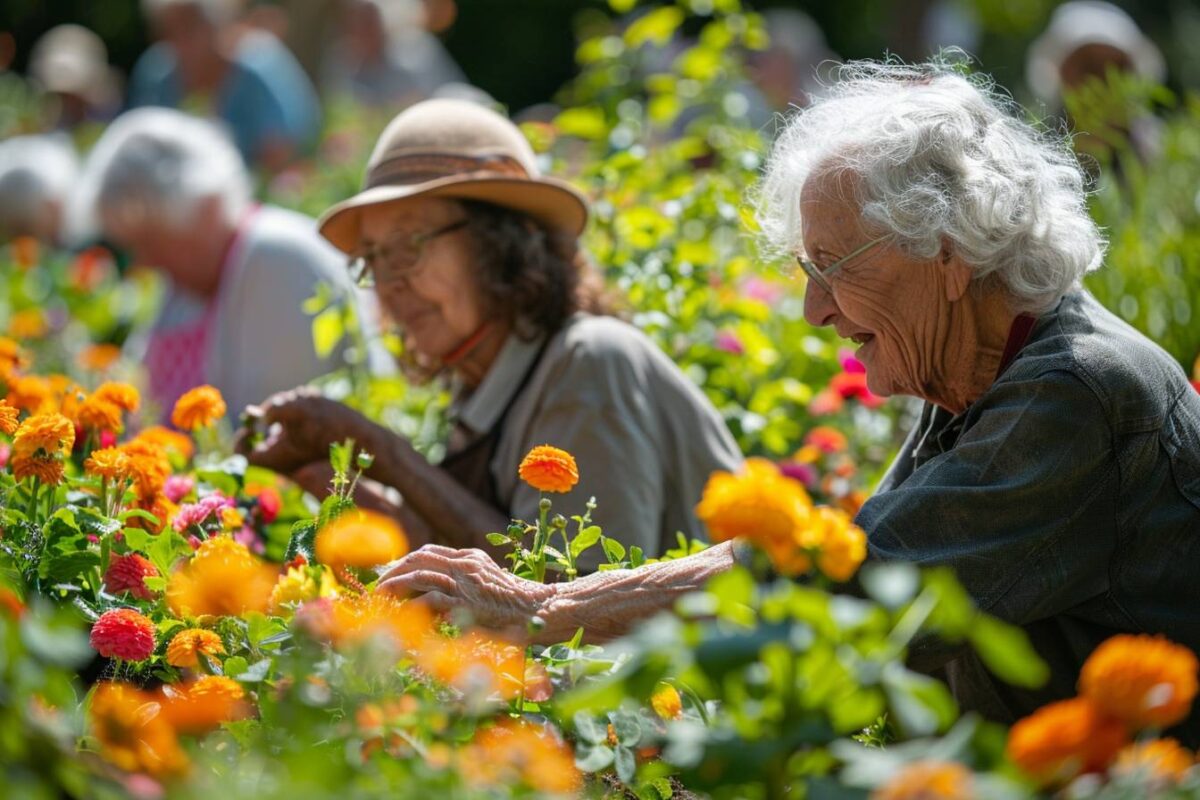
756, 57, 1105, 313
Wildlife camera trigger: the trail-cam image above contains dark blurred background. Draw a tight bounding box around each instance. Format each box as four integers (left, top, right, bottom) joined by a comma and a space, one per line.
1, 0, 1196, 115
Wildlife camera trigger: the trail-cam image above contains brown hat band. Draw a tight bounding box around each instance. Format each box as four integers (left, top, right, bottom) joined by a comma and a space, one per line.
365, 152, 531, 190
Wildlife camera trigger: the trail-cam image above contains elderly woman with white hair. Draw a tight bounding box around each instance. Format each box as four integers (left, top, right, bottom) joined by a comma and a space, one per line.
78, 107, 370, 419
0, 135, 78, 244
376, 60, 1200, 746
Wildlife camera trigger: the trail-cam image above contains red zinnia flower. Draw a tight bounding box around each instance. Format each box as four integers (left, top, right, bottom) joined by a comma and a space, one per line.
90, 608, 157, 661
104, 554, 159, 601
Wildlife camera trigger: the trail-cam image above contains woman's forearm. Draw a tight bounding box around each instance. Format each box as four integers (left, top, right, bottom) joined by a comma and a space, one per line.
535, 540, 738, 644
360, 421, 510, 553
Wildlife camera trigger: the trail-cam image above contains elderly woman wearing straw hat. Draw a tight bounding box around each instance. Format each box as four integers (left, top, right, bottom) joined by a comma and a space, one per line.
239, 99, 743, 565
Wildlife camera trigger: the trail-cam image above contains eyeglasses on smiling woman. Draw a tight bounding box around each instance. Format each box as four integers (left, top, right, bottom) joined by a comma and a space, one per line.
795, 234, 891, 295
347, 218, 468, 288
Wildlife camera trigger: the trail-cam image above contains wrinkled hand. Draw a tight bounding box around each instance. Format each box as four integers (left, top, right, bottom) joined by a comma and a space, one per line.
377, 545, 556, 637
235, 387, 371, 475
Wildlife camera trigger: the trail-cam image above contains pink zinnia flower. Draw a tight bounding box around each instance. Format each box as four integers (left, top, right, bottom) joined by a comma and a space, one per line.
90, 608, 156, 661
778, 460, 818, 488
0, 443, 9, 469
740, 276, 783, 306
715, 330, 745, 356
164, 475, 195, 504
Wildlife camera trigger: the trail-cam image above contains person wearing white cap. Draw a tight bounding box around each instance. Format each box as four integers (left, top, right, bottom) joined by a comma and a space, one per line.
237, 98, 744, 569
1025, 1, 1165, 108
0, 134, 78, 244
27, 24, 123, 130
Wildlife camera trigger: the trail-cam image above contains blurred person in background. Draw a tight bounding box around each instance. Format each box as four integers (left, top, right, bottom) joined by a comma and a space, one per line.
76, 107, 370, 420
0, 134, 78, 245
744, 8, 837, 121
237, 98, 743, 567
1026, 0, 1165, 167
129, 0, 321, 172
27, 24, 122, 131
323, 0, 467, 109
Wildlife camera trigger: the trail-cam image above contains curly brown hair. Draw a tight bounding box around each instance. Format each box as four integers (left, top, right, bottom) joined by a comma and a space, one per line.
459, 200, 614, 339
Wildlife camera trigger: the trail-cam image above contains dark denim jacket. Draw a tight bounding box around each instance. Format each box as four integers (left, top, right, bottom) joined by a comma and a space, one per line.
856, 290, 1200, 746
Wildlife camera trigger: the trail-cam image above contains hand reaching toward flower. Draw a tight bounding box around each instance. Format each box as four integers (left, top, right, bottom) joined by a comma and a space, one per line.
235, 387, 373, 475
377, 545, 556, 640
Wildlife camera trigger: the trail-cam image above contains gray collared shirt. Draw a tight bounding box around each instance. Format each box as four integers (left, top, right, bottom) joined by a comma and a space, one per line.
448, 313, 745, 571
856, 290, 1200, 746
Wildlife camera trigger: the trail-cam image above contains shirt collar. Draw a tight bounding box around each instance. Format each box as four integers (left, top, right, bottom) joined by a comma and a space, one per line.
452, 331, 545, 435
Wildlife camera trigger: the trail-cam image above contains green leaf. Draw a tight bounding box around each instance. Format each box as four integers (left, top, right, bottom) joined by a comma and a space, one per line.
614, 744, 636, 783
555, 107, 608, 141
223, 655, 249, 678
968, 614, 1050, 689
602, 537, 626, 563
485, 532, 510, 546
285, 520, 318, 564
610, 710, 642, 747
575, 744, 615, 772
573, 712, 608, 745
38, 550, 100, 583
607, 0, 636, 12
570, 525, 603, 558
629, 546, 645, 568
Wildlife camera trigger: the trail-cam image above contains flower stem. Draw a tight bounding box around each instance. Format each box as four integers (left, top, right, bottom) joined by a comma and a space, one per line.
26, 477, 41, 520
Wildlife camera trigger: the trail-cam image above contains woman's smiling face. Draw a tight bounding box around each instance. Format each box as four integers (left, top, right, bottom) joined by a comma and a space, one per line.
357, 196, 489, 361
799, 170, 971, 401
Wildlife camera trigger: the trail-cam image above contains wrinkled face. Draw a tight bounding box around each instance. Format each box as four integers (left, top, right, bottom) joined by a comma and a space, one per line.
357, 197, 488, 361
100, 199, 218, 289
799, 171, 960, 399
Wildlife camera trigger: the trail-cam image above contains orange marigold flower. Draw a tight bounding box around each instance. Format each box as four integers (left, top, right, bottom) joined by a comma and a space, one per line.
77, 397, 123, 432
166, 536, 277, 618
85, 447, 131, 482
1007, 697, 1128, 784
104, 553, 158, 601
4, 374, 53, 413
0, 399, 18, 436
458, 718, 582, 795
133, 425, 194, 462
415, 629, 526, 700
12, 412, 75, 458
10, 453, 66, 486
0, 586, 25, 618
92, 382, 140, 413
78, 343, 123, 373
89, 682, 188, 777
805, 425, 848, 454
165, 628, 226, 669
90, 608, 157, 662
120, 439, 173, 498
171, 385, 226, 431
8, 309, 47, 339
11, 235, 40, 269
871, 760, 975, 800
1079, 634, 1199, 730
322, 592, 434, 651
810, 506, 868, 582
651, 683, 684, 720
315, 510, 409, 575
518, 445, 579, 493
161, 675, 250, 734
0, 336, 26, 374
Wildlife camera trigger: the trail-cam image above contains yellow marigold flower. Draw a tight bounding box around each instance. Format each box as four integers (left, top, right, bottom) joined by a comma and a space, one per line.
134, 425, 195, 461
321, 591, 434, 651
651, 683, 683, 720
8, 309, 47, 339
84, 447, 131, 481
89, 682, 189, 778
1080, 634, 1199, 731
165, 628, 226, 669
0, 336, 27, 376
1111, 738, 1194, 785
220, 506, 246, 530
77, 397, 123, 432
1007, 696, 1128, 784
78, 343, 122, 372
811, 506, 868, 582
161, 675, 249, 734
315, 510, 409, 575
518, 445, 579, 493
871, 760, 975, 800
0, 399, 18, 436
268, 565, 338, 614
696, 458, 815, 573
171, 385, 226, 431
458, 719, 582, 794
166, 536, 278, 618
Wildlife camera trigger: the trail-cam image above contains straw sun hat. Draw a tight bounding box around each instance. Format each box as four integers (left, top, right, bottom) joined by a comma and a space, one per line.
318, 99, 588, 253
